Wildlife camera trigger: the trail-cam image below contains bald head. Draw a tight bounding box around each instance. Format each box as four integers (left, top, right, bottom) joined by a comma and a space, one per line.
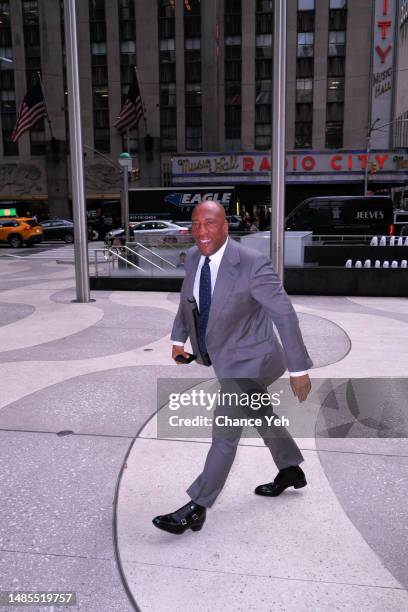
191, 200, 229, 256
192, 200, 227, 220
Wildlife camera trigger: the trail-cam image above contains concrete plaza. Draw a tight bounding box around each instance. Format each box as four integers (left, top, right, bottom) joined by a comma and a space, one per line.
0, 251, 407, 611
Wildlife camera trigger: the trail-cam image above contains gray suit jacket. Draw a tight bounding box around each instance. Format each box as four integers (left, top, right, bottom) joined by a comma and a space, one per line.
171, 239, 313, 380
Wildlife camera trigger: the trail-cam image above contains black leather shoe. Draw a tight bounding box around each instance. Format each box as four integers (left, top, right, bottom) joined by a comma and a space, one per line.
152, 501, 206, 535
255, 466, 307, 497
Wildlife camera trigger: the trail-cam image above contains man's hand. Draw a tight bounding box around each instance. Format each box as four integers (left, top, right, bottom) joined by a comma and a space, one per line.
290, 373, 311, 403
172, 344, 191, 364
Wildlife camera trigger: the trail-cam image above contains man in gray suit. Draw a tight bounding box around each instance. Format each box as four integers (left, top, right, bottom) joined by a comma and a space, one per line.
153, 201, 312, 535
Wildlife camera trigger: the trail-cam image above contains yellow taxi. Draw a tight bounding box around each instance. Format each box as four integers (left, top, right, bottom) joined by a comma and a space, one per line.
0, 217, 43, 248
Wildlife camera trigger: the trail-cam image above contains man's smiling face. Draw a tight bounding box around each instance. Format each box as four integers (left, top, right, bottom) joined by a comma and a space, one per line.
191, 201, 229, 256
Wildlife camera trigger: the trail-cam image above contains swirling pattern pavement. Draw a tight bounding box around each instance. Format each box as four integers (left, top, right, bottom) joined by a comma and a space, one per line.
0, 257, 406, 612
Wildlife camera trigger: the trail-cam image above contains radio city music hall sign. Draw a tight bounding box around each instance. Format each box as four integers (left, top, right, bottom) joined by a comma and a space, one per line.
371, 0, 396, 149
172, 152, 404, 178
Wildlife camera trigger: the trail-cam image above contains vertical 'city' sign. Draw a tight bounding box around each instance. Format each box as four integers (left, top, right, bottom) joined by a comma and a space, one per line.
370, 0, 397, 149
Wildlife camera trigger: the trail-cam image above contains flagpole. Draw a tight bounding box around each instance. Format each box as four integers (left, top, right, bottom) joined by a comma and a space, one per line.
126, 127, 130, 154
63, 0, 91, 303
37, 71, 54, 140
134, 66, 148, 133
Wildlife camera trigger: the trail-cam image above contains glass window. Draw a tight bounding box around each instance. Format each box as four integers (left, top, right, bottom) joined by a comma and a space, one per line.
327, 56, 345, 76
119, 0, 134, 20
327, 77, 344, 102
255, 59, 272, 80
159, 38, 175, 51
0, 45, 12, 60
225, 105, 241, 125
91, 42, 106, 55
297, 32, 314, 57
225, 35, 241, 46
329, 8, 347, 30
296, 78, 313, 102
256, 13, 272, 34
89, 0, 105, 21
326, 102, 344, 122
225, 0, 241, 13
185, 37, 200, 49
298, 0, 314, 9
328, 30, 345, 56
160, 125, 176, 151
120, 40, 136, 53
296, 103, 313, 122
225, 60, 241, 80
160, 63, 176, 82
325, 122, 343, 148
256, 0, 273, 13
295, 122, 312, 148
330, 0, 346, 8
256, 34, 272, 47
255, 79, 272, 104
160, 83, 176, 106
159, 0, 175, 18
225, 81, 241, 105
255, 123, 271, 150
186, 126, 202, 150
255, 104, 271, 123
297, 10, 314, 31
185, 83, 201, 106
185, 61, 201, 82
224, 14, 241, 36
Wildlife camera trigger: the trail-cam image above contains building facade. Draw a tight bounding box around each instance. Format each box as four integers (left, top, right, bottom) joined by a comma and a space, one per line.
0, 0, 407, 218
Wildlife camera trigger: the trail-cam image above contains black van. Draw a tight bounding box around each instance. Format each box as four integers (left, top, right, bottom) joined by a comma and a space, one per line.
285, 196, 394, 235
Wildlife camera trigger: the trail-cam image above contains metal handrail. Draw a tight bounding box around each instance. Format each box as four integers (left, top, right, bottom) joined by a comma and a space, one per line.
127, 241, 177, 268
311, 234, 386, 244
115, 245, 166, 270
93, 247, 144, 277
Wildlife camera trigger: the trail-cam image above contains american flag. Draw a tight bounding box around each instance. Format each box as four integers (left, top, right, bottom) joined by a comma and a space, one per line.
114, 72, 144, 132
11, 83, 47, 142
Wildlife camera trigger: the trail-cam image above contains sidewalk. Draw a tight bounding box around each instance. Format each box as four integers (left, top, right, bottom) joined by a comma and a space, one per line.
0, 256, 407, 611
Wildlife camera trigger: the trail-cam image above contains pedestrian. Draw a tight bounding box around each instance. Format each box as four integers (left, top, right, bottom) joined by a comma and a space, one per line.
249, 217, 260, 232
153, 200, 312, 535
176, 251, 187, 268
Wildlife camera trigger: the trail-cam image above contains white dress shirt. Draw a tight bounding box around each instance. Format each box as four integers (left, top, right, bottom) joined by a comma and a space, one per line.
172, 238, 307, 377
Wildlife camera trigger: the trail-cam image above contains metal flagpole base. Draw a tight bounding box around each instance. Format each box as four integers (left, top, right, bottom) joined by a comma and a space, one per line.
71, 298, 96, 303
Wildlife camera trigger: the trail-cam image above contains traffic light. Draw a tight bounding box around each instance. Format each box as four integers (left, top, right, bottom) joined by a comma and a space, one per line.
131, 168, 140, 182
369, 162, 378, 174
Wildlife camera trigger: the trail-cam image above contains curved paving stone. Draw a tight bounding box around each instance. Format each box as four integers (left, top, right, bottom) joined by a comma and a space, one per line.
0, 302, 35, 327
117, 431, 408, 611
317, 443, 408, 591
294, 295, 408, 325
0, 430, 130, 560
0, 297, 173, 362
0, 364, 207, 437
297, 312, 350, 368
0, 551, 133, 612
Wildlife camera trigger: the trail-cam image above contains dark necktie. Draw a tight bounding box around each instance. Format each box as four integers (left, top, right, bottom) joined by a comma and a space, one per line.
198, 256, 211, 356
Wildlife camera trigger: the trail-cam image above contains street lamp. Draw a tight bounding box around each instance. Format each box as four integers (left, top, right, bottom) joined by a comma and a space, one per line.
364, 118, 381, 196
118, 152, 133, 243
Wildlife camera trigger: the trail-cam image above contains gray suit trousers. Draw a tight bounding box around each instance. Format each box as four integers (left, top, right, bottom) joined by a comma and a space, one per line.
186, 378, 304, 508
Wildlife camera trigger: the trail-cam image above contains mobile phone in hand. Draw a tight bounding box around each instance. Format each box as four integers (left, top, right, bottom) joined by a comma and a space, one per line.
175, 353, 197, 364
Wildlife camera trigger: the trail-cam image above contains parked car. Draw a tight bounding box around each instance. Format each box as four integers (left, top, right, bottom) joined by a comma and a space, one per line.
104, 220, 191, 247
394, 210, 408, 236
285, 196, 394, 235
40, 218, 104, 242
40, 219, 75, 243
226, 215, 242, 231
0, 217, 43, 248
